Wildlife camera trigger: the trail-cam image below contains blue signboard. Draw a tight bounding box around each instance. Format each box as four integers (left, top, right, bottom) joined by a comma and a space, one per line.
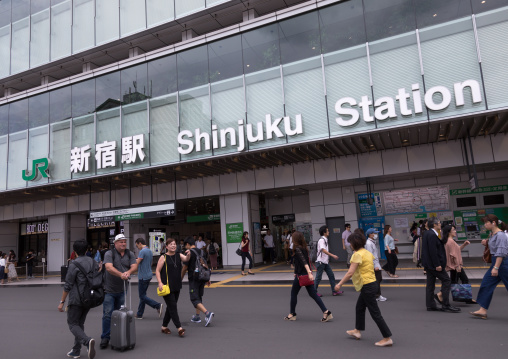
358, 193, 383, 217
359, 216, 386, 260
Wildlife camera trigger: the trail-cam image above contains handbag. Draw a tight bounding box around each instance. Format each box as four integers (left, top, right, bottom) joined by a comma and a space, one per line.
394, 246, 399, 254
297, 250, 315, 287
236, 243, 242, 256
482, 241, 492, 263
157, 255, 171, 297
4, 267, 8, 274
451, 283, 473, 302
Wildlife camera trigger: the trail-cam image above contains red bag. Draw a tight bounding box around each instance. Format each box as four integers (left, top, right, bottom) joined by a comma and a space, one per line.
297, 251, 315, 286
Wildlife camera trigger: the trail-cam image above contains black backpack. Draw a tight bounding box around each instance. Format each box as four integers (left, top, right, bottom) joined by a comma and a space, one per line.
191, 248, 211, 282
73, 260, 105, 308
208, 244, 217, 255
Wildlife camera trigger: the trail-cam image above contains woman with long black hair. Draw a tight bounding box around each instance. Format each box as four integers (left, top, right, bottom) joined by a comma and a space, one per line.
240, 232, 254, 276
284, 231, 332, 322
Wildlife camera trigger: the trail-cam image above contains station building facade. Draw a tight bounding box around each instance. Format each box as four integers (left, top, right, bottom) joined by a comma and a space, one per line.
1, 0, 508, 272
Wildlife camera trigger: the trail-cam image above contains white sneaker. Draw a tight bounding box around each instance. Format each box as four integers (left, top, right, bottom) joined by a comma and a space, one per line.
377, 296, 387, 302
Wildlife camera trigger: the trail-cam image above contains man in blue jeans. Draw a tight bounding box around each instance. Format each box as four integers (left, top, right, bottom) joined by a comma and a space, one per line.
315, 225, 343, 297
135, 238, 163, 319
100, 234, 137, 349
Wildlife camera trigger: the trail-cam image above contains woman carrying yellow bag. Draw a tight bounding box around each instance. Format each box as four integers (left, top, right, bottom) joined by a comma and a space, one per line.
156, 238, 191, 337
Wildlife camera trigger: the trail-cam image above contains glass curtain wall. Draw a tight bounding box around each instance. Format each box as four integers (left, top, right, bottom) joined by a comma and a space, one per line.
2, 0, 508, 190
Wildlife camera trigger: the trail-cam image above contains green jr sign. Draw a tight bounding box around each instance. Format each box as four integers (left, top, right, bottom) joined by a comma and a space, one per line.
22, 158, 50, 181
226, 223, 243, 243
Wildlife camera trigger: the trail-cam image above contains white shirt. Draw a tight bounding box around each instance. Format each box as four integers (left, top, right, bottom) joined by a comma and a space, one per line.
0, 258, 5, 267
289, 235, 293, 249
264, 235, 274, 248
196, 240, 206, 249
316, 236, 329, 264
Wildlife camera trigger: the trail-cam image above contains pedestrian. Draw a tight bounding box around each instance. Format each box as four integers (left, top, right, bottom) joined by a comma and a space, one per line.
314, 225, 342, 297
99, 243, 109, 262
57, 240, 97, 359
435, 225, 475, 304
289, 229, 295, 268
26, 249, 36, 279
134, 238, 164, 320
0, 253, 7, 284
68, 250, 77, 263
365, 228, 386, 302
240, 231, 255, 276
282, 230, 290, 264
196, 235, 206, 257
207, 239, 219, 270
284, 231, 333, 323
342, 223, 352, 268
7, 250, 20, 282
99, 234, 138, 349
181, 236, 215, 327
335, 232, 393, 347
382, 225, 399, 278
422, 218, 460, 313
470, 215, 508, 319
156, 238, 191, 336
263, 229, 276, 264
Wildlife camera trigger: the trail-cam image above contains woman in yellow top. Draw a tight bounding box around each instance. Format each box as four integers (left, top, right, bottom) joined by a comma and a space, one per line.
335, 232, 393, 347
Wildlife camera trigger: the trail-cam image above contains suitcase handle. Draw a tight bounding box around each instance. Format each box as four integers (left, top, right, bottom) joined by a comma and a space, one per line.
121, 279, 132, 309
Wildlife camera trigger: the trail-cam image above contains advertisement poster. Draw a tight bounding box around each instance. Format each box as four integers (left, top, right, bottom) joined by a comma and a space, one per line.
358, 193, 383, 217
359, 216, 386, 260
148, 229, 166, 255
226, 223, 243, 243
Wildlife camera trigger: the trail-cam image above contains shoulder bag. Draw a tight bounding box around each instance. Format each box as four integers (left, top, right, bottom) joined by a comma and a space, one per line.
297, 250, 316, 287
482, 241, 492, 264
236, 242, 243, 256
157, 255, 171, 296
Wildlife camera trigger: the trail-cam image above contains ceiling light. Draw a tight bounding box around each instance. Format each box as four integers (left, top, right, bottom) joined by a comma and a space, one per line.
433, 13, 437, 17
246, 64, 250, 67
481, 1, 486, 3
312, 47, 316, 50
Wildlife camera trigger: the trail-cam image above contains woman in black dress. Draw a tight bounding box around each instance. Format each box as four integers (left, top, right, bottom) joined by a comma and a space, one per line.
156, 238, 191, 336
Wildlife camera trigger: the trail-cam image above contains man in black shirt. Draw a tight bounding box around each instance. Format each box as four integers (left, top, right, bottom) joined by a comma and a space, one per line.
181, 237, 214, 327
26, 249, 35, 279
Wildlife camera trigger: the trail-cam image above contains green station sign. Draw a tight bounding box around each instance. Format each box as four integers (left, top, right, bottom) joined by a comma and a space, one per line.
226, 222, 243, 243
450, 185, 508, 196
187, 214, 220, 223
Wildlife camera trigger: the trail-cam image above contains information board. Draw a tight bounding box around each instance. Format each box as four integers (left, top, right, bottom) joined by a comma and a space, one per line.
383, 186, 449, 215
358, 193, 383, 217
226, 223, 243, 243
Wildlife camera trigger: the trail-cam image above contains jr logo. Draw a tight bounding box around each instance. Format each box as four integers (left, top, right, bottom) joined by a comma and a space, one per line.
22, 158, 50, 181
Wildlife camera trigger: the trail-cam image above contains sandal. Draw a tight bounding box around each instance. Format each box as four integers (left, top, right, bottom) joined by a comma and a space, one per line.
178, 328, 185, 337
321, 310, 333, 322
161, 328, 171, 334
284, 313, 297, 321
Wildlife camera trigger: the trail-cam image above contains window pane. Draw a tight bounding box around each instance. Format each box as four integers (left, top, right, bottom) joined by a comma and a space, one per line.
11, 0, 29, 22
475, 7, 508, 108
73, 0, 95, 53
211, 76, 245, 157
419, 17, 484, 119
121, 102, 149, 170
0, 25, 10, 77
9, 99, 29, 133
72, 114, 95, 178
96, 0, 119, 45
31, 0, 50, 14
96, 72, 121, 110
370, 32, 427, 128
147, 0, 174, 27
177, 45, 209, 91
472, 0, 508, 13
0, 105, 8, 136
148, 55, 177, 98
121, 64, 148, 105
0, 134, 7, 190
96, 108, 120, 175
149, 95, 179, 165
11, 17, 30, 74
7, 130, 27, 189
51, 0, 72, 60
50, 87, 72, 123
242, 24, 280, 74
29, 93, 50, 128
30, 8, 50, 67
120, 0, 146, 36
415, 0, 472, 29
176, 0, 205, 18
28, 125, 49, 187
50, 120, 71, 182
363, 0, 416, 42
208, 35, 243, 83
279, 12, 321, 64
72, 79, 96, 117
179, 86, 211, 160
319, 0, 365, 53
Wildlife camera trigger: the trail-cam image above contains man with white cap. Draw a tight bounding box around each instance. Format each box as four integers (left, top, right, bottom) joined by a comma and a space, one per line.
365, 228, 386, 302
100, 234, 137, 349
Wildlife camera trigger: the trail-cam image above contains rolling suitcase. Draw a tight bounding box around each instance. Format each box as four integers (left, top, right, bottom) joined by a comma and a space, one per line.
110, 280, 136, 351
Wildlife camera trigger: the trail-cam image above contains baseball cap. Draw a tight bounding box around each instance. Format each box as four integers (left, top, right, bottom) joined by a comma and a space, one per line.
365, 228, 379, 236
114, 234, 128, 242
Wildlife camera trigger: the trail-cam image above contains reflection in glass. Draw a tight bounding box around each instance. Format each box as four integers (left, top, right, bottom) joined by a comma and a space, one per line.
415, 0, 472, 28
28, 124, 50, 187
147, 0, 175, 27
72, 79, 96, 118
51, 0, 72, 60
96, 108, 121, 175
96, 73, 121, 110
73, 0, 95, 52
29, 93, 50, 128
11, 17, 30, 74
279, 12, 321, 64
147, 55, 177, 98
96, 0, 119, 45
0, 133, 7, 190
30, 8, 50, 67
120, 0, 146, 36
176, 0, 205, 18
0, 105, 8, 136
9, 99, 28, 133
319, 0, 365, 53
472, 0, 508, 13
177, 45, 209, 91
0, 25, 10, 77
122, 102, 149, 170
50, 87, 72, 123
7, 131, 27, 189
50, 120, 71, 182
149, 95, 180, 165
11, 0, 29, 22
121, 64, 149, 105
208, 35, 243, 83
363, 0, 416, 42
242, 24, 280, 74
72, 114, 95, 178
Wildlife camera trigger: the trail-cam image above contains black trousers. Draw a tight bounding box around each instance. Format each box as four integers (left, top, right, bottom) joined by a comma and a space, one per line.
382, 251, 398, 275
162, 290, 181, 328
241, 252, 253, 271
425, 268, 451, 308
67, 305, 91, 351
375, 270, 382, 296
450, 269, 469, 284
355, 282, 392, 338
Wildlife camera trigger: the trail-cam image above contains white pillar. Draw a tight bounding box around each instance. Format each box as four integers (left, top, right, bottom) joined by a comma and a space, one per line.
220, 193, 252, 266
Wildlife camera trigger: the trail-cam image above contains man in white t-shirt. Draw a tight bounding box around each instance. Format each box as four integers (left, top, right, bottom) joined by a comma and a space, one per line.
315, 225, 342, 297
263, 229, 276, 264
196, 235, 207, 257
342, 223, 352, 268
